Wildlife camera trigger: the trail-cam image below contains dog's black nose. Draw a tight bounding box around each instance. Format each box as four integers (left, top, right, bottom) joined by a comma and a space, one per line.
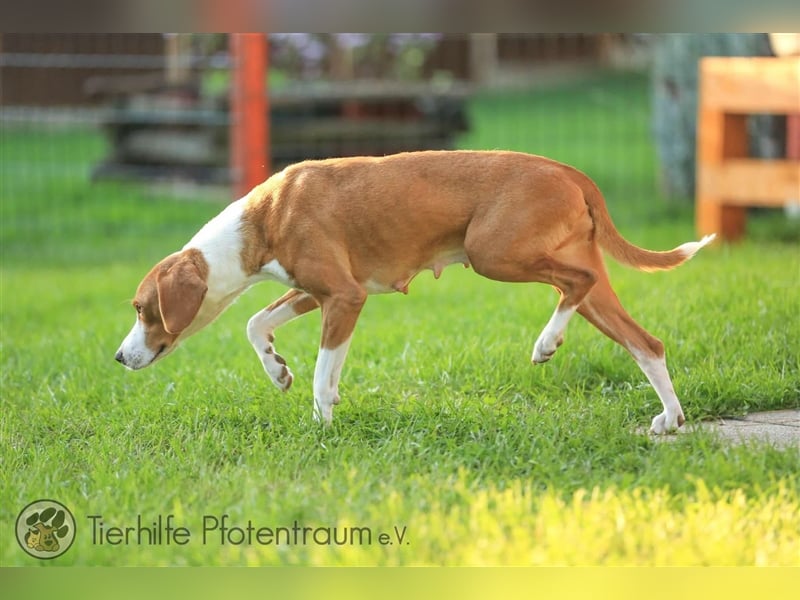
115, 350, 125, 364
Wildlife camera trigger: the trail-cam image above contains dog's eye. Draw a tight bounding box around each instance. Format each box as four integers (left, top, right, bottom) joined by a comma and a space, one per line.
134, 303, 143, 315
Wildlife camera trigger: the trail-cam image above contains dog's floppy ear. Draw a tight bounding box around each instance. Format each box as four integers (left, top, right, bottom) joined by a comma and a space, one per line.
156, 254, 208, 335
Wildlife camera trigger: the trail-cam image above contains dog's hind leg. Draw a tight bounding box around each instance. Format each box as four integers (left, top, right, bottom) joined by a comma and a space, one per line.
528, 257, 598, 363
467, 242, 597, 364
247, 289, 319, 391
532, 302, 578, 364
576, 276, 685, 434
464, 183, 598, 364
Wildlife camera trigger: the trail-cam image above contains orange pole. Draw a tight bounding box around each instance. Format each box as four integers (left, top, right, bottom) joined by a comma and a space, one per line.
230, 33, 269, 199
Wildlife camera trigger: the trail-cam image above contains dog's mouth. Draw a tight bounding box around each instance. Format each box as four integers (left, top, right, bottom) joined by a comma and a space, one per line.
123, 344, 169, 371
147, 343, 169, 366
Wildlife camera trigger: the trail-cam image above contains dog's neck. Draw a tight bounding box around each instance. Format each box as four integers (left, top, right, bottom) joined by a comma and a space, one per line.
180, 197, 255, 335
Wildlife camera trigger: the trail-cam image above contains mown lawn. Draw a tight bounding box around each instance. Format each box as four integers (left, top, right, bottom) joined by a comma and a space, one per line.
2, 73, 798, 565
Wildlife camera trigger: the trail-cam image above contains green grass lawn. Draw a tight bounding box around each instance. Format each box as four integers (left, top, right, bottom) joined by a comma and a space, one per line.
2, 73, 799, 565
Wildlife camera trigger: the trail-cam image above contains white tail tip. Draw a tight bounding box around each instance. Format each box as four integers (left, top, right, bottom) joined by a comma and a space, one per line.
700, 233, 717, 246
678, 233, 716, 258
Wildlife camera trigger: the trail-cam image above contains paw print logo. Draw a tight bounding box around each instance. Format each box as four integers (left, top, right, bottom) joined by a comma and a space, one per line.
16, 499, 76, 559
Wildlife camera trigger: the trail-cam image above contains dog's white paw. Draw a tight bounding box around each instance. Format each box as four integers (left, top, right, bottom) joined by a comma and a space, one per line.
313, 399, 334, 426
532, 335, 563, 364
649, 411, 684, 435
272, 365, 294, 392
259, 346, 294, 392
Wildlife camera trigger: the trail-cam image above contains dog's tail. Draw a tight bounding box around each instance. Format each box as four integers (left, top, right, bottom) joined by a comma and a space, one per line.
582, 179, 715, 272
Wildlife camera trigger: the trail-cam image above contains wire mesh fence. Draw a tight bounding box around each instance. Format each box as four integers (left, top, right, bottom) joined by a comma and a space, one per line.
1, 33, 785, 239
1, 34, 658, 203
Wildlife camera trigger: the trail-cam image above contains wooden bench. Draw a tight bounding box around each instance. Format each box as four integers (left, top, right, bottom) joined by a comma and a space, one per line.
696, 57, 800, 241
269, 81, 470, 171
91, 81, 470, 185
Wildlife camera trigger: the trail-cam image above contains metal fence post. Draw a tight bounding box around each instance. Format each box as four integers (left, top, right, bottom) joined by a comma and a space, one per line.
230, 33, 269, 199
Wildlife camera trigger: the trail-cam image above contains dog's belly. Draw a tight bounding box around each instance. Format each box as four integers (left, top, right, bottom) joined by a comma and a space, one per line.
363, 249, 469, 295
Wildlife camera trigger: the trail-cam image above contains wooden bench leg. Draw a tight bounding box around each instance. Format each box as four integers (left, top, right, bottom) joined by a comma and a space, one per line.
697, 110, 749, 241
696, 200, 746, 240
788, 114, 800, 160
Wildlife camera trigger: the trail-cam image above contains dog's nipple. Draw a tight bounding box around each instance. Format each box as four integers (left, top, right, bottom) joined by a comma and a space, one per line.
392, 280, 410, 295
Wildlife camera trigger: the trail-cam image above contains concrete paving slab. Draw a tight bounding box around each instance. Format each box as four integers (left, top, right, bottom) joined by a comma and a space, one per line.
646, 409, 800, 449
697, 418, 800, 448
739, 409, 800, 426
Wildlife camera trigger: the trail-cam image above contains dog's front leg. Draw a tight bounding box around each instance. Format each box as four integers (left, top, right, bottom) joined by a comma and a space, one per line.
312, 286, 367, 425
247, 289, 319, 391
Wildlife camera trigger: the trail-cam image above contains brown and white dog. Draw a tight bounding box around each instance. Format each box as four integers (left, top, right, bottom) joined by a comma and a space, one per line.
115, 150, 714, 433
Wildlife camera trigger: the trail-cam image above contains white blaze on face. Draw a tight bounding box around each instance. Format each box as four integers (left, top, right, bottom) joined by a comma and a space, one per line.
117, 318, 158, 370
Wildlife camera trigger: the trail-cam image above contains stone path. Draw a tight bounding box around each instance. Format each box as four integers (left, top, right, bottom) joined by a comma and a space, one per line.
657, 409, 800, 448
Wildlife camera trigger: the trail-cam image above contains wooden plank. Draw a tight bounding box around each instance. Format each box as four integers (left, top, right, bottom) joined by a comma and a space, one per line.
700, 57, 800, 113
103, 108, 229, 127
272, 118, 445, 144
698, 160, 800, 205
269, 81, 471, 108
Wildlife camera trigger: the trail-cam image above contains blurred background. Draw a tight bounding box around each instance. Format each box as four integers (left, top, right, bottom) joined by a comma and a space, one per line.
1, 33, 796, 267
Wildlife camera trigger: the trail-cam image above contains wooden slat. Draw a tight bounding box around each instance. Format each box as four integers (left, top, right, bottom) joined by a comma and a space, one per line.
272, 118, 445, 143
698, 159, 800, 205
700, 57, 800, 113
789, 114, 800, 160
697, 109, 748, 162
269, 81, 471, 108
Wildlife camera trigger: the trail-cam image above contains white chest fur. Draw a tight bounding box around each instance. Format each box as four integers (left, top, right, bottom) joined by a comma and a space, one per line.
182, 198, 254, 306
181, 198, 296, 328
260, 258, 296, 287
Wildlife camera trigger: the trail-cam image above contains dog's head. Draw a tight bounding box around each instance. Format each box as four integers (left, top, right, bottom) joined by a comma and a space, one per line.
115, 249, 208, 370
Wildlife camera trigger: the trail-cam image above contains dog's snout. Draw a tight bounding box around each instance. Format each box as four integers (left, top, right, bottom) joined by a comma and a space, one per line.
114, 349, 125, 364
